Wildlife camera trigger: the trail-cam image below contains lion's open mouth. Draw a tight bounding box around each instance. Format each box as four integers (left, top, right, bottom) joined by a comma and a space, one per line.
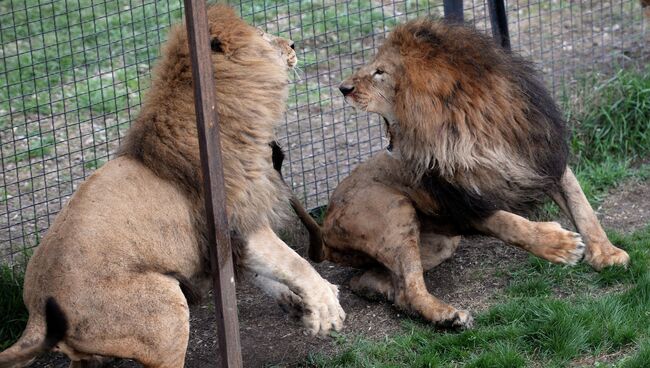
383, 117, 393, 152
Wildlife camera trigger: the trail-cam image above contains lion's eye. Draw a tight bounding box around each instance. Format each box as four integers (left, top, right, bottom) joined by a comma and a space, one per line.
373, 69, 385, 76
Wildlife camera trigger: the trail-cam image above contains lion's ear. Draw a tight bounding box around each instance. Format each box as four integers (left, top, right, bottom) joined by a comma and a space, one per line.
210, 37, 223, 53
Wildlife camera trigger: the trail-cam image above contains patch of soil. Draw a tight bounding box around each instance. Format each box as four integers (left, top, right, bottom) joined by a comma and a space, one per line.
29, 178, 649, 368
600, 179, 650, 234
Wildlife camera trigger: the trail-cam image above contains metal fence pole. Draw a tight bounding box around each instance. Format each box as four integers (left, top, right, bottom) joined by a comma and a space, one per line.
443, 0, 464, 23
182, 0, 243, 367
487, 0, 511, 50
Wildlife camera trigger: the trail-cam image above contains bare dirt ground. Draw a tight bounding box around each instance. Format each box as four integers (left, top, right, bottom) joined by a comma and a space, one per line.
28, 177, 650, 368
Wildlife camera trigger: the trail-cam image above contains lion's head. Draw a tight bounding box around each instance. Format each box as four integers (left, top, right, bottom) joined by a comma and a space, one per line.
151, 5, 294, 114
340, 18, 567, 184
257, 27, 297, 70
122, 5, 299, 237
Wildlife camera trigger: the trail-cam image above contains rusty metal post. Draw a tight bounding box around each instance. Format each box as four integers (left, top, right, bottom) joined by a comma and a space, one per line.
443, 0, 464, 23
182, 1, 243, 367
487, 0, 511, 50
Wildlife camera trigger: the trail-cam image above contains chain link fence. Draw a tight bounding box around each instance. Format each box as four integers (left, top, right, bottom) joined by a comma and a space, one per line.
1, 0, 647, 266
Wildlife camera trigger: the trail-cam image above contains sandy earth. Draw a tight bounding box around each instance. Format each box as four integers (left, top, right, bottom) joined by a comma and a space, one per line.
27, 177, 650, 368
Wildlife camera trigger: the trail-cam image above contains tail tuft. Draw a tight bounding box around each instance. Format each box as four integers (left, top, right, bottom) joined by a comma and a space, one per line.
0, 298, 67, 368
43, 297, 67, 349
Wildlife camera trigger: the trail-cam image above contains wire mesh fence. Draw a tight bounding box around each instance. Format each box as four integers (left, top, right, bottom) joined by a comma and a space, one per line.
1, 0, 647, 266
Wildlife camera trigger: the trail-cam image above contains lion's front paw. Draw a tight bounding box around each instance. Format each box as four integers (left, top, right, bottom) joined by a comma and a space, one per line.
535, 222, 585, 265
277, 289, 304, 320
587, 245, 630, 271
439, 309, 473, 329
302, 281, 346, 336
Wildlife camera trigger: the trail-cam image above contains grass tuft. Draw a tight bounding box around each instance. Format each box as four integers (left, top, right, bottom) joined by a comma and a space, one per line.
0, 264, 28, 350
465, 342, 527, 368
620, 340, 650, 368
566, 68, 650, 204
569, 68, 650, 169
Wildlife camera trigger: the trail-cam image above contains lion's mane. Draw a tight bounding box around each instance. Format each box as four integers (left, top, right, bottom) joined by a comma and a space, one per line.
387, 18, 569, 223
120, 5, 291, 255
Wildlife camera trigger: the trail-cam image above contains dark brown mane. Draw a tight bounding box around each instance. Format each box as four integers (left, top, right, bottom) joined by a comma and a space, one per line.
388, 18, 569, 222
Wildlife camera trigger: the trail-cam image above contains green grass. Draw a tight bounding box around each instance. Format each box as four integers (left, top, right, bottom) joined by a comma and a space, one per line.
569, 70, 650, 168
309, 226, 650, 367
0, 0, 441, 123
84, 158, 106, 170
538, 68, 650, 219
0, 0, 184, 123
568, 69, 650, 203
0, 263, 28, 350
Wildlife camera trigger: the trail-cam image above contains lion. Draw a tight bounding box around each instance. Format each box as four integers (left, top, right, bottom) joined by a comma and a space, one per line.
303, 18, 629, 328
0, 6, 344, 368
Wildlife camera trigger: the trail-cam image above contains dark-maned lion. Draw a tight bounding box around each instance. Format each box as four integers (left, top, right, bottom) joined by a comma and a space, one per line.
310, 18, 629, 328
0, 6, 344, 368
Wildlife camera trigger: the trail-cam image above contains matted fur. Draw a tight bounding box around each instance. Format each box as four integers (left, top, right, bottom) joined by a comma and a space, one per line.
341, 18, 569, 223
319, 17, 628, 327
394, 20, 570, 218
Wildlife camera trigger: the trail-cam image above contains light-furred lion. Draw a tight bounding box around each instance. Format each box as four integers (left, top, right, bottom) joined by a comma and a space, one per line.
0, 6, 343, 368
305, 18, 629, 328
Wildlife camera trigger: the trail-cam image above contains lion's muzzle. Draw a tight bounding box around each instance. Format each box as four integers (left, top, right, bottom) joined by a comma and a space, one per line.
339, 83, 354, 96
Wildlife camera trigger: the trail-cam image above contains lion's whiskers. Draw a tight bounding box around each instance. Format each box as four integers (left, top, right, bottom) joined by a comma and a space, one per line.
292, 65, 304, 82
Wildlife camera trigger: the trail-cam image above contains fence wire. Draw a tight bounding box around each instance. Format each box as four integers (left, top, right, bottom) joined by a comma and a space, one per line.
1, 0, 647, 265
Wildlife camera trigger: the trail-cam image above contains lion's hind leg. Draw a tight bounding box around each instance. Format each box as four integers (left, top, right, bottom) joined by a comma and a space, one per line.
550, 167, 629, 270
419, 232, 461, 271
349, 267, 395, 302
348, 232, 461, 313
325, 180, 472, 328
476, 210, 586, 265
59, 272, 190, 368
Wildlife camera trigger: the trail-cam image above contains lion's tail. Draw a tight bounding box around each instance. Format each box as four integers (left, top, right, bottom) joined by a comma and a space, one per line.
271, 140, 326, 263
0, 298, 68, 368
289, 196, 326, 263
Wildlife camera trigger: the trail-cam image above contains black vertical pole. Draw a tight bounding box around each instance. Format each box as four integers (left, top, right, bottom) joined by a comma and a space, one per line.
443, 0, 464, 23
183, 0, 243, 367
487, 0, 511, 50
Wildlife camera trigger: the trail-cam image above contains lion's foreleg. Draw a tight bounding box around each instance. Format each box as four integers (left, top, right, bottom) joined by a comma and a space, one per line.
551, 167, 629, 270
476, 210, 585, 265
248, 273, 304, 318
374, 235, 472, 329
241, 226, 345, 336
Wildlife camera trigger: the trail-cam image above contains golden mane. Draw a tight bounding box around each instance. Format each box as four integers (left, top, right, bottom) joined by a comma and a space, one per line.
120, 4, 291, 238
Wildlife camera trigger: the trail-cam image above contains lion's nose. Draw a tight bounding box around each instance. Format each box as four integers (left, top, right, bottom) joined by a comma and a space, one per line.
339, 84, 355, 96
